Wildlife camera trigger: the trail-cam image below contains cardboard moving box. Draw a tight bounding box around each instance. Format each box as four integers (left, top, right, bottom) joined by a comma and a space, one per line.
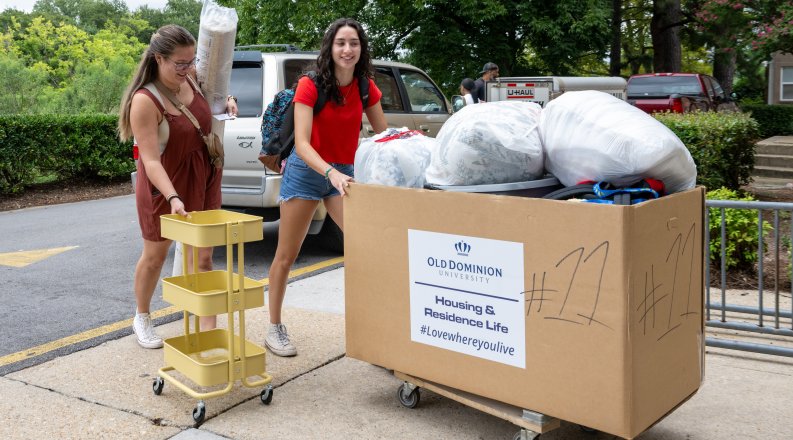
344, 183, 705, 439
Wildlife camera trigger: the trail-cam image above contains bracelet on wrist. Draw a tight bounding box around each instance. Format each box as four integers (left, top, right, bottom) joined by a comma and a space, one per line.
166, 193, 181, 204
324, 167, 333, 180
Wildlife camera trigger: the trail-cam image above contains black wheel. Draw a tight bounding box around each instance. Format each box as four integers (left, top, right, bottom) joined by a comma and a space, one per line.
152, 377, 164, 395
192, 401, 206, 425
317, 216, 344, 253
260, 385, 274, 405
578, 424, 597, 434
397, 383, 420, 408
512, 430, 541, 440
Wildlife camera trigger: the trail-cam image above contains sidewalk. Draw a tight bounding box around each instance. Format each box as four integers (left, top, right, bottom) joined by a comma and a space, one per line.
1, 268, 791, 439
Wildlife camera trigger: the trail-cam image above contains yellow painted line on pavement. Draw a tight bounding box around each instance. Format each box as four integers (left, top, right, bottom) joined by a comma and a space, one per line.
0, 306, 179, 367
0, 257, 344, 368
257, 256, 344, 284
0, 246, 79, 268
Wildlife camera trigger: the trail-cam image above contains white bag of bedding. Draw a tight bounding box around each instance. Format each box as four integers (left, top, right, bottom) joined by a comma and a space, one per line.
539, 90, 697, 193
196, 0, 238, 115
425, 101, 544, 186
355, 129, 436, 188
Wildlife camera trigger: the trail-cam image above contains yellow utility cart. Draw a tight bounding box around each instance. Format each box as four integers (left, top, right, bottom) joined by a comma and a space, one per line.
152, 210, 273, 424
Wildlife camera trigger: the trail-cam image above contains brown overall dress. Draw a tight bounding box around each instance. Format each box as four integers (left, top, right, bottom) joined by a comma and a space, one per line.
134, 81, 222, 242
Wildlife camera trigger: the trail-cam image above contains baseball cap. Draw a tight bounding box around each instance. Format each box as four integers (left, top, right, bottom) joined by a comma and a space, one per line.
479, 62, 498, 74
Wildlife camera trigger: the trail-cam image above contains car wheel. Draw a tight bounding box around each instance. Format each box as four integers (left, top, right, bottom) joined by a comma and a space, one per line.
318, 217, 344, 253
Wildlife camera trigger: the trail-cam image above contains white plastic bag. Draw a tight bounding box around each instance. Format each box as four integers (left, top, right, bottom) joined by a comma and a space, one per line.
354, 129, 436, 188
539, 90, 697, 193
425, 101, 544, 186
196, 0, 238, 115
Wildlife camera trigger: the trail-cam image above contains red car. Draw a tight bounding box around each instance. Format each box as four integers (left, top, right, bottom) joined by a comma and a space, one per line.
626, 73, 738, 113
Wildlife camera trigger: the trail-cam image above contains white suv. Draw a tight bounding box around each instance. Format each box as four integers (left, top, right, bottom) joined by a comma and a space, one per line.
222, 47, 451, 251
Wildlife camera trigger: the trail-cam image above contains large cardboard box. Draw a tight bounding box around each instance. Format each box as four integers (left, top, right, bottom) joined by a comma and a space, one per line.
344, 184, 705, 439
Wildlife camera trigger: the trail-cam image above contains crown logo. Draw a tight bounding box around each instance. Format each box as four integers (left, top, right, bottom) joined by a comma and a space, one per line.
454, 241, 471, 256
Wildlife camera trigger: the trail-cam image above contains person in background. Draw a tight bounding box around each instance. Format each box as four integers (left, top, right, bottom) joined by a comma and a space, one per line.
117, 24, 238, 349
473, 62, 499, 103
263, 17, 388, 357
460, 77, 476, 105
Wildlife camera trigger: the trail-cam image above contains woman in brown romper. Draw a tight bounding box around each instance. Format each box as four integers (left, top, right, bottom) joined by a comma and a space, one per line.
117, 25, 237, 349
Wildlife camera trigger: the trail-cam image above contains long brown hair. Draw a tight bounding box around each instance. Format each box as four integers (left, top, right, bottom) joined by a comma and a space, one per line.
117, 25, 195, 141
315, 18, 373, 105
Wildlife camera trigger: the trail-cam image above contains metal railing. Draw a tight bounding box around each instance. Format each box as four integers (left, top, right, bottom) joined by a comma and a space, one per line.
705, 199, 793, 357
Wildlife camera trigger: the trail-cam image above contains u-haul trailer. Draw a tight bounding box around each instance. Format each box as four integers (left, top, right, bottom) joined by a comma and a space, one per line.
485, 76, 627, 107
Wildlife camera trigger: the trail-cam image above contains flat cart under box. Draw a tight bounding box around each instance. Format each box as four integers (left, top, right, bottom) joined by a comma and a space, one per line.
152, 210, 274, 425
344, 183, 705, 439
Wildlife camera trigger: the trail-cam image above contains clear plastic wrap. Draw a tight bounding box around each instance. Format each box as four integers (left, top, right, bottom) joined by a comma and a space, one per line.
354, 128, 436, 188
196, 0, 238, 115
539, 90, 697, 194
425, 101, 544, 186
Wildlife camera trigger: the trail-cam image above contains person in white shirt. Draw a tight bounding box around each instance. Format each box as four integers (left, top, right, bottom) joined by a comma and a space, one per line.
460, 77, 476, 105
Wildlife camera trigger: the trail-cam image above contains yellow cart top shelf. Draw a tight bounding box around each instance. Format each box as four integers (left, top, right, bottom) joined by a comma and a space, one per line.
161, 210, 263, 247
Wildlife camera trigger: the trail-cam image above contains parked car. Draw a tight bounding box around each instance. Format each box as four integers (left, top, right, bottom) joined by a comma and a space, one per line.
223, 47, 451, 251
626, 73, 738, 113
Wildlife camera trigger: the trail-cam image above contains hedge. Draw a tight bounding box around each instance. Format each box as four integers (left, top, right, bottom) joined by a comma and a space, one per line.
0, 115, 134, 195
739, 104, 793, 138
654, 111, 759, 191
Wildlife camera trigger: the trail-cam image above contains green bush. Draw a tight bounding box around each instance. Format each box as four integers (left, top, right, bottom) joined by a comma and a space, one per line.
739, 104, 793, 138
654, 111, 759, 191
0, 114, 133, 195
706, 187, 771, 271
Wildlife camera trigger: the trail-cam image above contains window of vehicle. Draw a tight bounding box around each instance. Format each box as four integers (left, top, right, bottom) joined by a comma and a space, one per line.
229, 64, 263, 117
284, 59, 315, 88
708, 76, 728, 100
782, 67, 793, 101
627, 76, 702, 97
373, 67, 403, 112
702, 77, 716, 99
399, 70, 447, 113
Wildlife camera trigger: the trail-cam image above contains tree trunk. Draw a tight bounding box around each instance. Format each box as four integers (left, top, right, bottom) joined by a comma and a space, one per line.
651, 0, 681, 72
713, 49, 737, 96
610, 0, 622, 76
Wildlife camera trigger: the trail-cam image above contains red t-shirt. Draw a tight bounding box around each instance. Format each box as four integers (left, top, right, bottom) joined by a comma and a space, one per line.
293, 75, 382, 164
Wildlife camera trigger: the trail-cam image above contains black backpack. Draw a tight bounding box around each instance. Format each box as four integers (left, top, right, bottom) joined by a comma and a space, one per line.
258, 71, 370, 173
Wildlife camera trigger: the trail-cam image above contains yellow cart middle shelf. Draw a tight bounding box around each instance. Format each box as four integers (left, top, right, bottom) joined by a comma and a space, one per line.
153, 210, 274, 425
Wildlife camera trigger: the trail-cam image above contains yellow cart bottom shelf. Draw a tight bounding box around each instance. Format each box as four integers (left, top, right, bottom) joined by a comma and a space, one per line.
163, 328, 267, 388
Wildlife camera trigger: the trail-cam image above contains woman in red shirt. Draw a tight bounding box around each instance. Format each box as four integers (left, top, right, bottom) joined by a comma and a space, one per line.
264, 18, 387, 356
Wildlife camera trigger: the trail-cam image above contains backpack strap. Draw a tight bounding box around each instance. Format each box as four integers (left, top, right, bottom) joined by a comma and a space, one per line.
359, 74, 370, 108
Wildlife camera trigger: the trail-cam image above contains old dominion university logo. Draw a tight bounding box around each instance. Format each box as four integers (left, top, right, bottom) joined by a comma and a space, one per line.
455, 240, 471, 256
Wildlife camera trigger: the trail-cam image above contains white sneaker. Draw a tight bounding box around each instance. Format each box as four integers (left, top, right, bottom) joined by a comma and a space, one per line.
265, 323, 297, 357
133, 313, 163, 349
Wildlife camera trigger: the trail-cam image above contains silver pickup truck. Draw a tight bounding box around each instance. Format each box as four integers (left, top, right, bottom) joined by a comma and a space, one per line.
222, 47, 451, 251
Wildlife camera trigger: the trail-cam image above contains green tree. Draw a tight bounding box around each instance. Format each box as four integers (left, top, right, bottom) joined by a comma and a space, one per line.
651, 0, 682, 72
0, 53, 48, 114
32, 0, 129, 34
225, 0, 612, 97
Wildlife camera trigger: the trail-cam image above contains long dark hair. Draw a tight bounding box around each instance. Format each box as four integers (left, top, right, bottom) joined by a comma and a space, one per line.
315, 18, 373, 105
118, 25, 195, 141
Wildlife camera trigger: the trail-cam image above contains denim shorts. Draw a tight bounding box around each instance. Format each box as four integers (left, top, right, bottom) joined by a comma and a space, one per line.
278, 151, 354, 203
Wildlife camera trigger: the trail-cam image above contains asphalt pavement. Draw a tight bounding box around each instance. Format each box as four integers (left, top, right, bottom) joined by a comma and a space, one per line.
1, 267, 791, 440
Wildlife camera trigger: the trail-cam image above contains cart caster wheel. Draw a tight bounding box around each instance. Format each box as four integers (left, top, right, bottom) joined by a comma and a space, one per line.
152, 377, 164, 395
512, 429, 541, 440
397, 383, 420, 408
192, 401, 206, 425
260, 385, 274, 405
